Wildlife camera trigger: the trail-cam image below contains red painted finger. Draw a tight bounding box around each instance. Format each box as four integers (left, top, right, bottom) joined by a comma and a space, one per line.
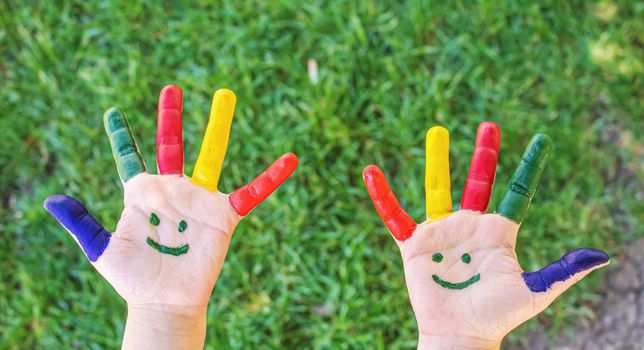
461, 122, 501, 212
229, 153, 299, 216
157, 85, 184, 175
363, 165, 416, 241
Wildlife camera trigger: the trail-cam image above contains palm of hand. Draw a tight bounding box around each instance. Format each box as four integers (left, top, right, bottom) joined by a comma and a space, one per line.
364, 123, 609, 346
401, 212, 533, 340
96, 174, 239, 307
46, 85, 297, 309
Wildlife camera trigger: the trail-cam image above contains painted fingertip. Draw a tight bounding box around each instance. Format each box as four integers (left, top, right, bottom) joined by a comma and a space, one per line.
363, 164, 382, 182
523, 134, 552, 165
267, 152, 299, 181
563, 248, 610, 273
44, 194, 87, 226
44, 194, 74, 213
103, 107, 127, 132
476, 122, 501, 149
159, 85, 183, 109
280, 152, 299, 169
426, 126, 449, 154
363, 164, 377, 174
213, 88, 237, 103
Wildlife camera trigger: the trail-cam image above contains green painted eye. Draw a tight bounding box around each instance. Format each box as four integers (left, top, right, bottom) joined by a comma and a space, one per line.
432, 253, 443, 263
150, 213, 160, 226
461, 253, 472, 264
178, 220, 187, 233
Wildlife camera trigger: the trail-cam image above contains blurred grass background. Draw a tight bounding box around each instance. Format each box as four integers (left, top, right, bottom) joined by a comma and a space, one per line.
0, 1, 642, 349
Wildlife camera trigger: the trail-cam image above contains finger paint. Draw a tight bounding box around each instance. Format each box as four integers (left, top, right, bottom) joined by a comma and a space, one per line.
103, 107, 146, 182
178, 220, 187, 233
497, 134, 551, 223
191, 89, 236, 191
432, 273, 480, 290
229, 152, 299, 216
146, 237, 189, 256
425, 126, 452, 220
150, 213, 160, 226
461, 122, 501, 212
363, 165, 417, 241
157, 85, 184, 175
522, 248, 609, 292
44, 194, 111, 262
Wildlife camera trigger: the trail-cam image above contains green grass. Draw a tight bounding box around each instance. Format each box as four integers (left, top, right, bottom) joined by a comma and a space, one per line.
1, 1, 642, 349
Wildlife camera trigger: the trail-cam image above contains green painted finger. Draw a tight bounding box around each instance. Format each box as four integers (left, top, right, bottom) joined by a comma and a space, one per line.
103, 107, 146, 182
497, 134, 552, 223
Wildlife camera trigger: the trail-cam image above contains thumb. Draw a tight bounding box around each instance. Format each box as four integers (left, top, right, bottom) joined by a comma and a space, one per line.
44, 194, 112, 262
523, 248, 610, 307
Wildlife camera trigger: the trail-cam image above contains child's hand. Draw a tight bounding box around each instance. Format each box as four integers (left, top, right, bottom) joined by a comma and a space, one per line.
363, 123, 609, 349
45, 86, 297, 349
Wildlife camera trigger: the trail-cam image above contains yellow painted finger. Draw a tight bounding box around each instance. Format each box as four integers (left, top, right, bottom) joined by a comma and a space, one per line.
425, 126, 452, 220
191, 89, 236, 191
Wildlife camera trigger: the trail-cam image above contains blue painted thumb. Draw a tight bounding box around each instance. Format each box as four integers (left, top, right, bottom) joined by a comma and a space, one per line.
44, 194, 111, 262
522, 248, 609, 293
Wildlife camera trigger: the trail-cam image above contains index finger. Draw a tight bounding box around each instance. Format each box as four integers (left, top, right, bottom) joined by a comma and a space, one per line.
497, 134, 552, 223
103, 107, 147, 182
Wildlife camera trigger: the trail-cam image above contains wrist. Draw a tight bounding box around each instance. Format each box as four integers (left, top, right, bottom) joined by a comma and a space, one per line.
122, 303, 207, 350
418, 333, 501, 350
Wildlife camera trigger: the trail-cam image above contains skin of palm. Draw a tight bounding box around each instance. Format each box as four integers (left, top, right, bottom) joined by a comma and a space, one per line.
399, 210, 608, 344
91, 174, 240, 308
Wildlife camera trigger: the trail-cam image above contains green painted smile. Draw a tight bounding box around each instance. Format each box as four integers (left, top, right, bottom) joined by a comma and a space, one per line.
430, 252, 479, 289
146, 213, 189, 256
432, 273, 480, 290
146, 237, 189, 256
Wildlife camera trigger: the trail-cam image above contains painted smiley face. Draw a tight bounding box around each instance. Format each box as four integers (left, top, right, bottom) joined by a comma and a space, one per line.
431, 252, 480, 290
146, 213, 190, 256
